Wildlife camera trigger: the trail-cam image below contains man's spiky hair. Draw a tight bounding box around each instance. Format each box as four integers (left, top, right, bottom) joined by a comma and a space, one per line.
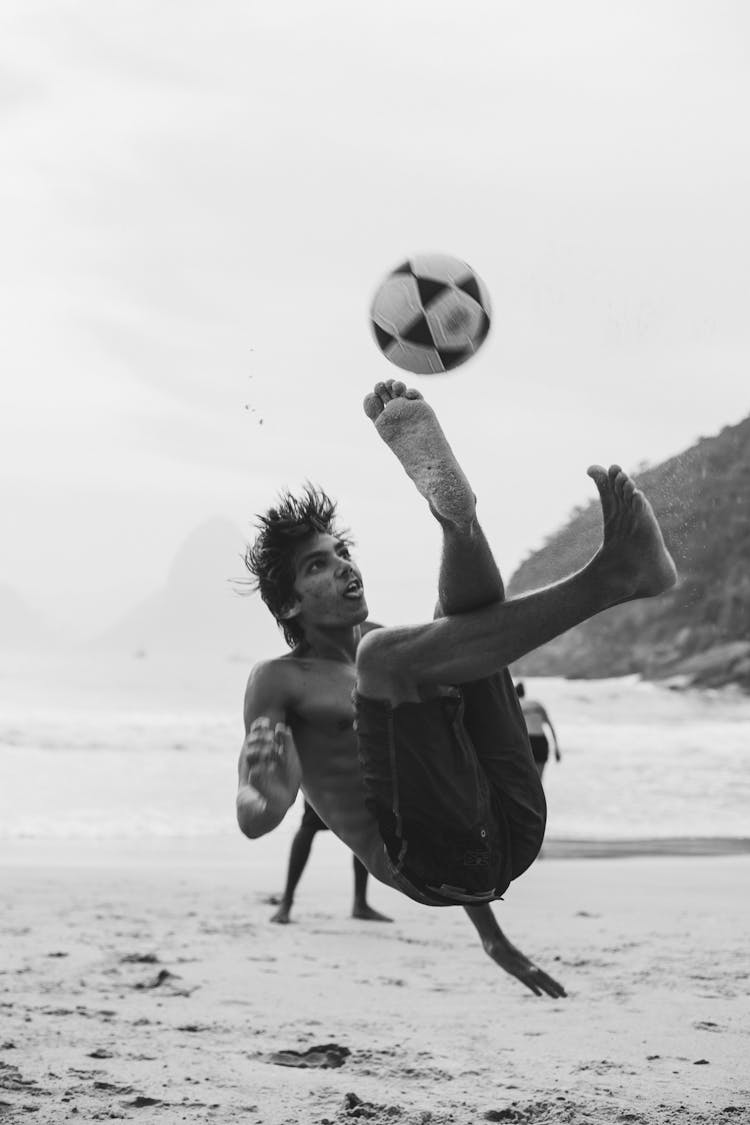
244, 484, 351, 648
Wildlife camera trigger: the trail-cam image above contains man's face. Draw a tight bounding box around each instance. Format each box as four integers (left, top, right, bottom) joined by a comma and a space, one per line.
286, 532, 368, 631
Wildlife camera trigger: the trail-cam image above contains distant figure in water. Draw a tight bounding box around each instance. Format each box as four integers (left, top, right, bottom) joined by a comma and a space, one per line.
269, 800, 392, 924
515, 682, 561, 782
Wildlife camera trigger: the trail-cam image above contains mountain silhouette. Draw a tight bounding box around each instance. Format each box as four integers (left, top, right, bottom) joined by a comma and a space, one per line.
92, 517, 283, 659
508, 414, 750, 690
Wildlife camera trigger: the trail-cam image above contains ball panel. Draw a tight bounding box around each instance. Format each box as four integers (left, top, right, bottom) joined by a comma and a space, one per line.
423, 289, 488, 350
437, 345, 474, 371
456, 272, 491, 315
414, 275, 450, 308
381, 339, 446, 375
409, 253, 473, 285
370, 273, 423, 335
372, 322, 397, 352
400, 311, 436, 348
475, 309, 491, 348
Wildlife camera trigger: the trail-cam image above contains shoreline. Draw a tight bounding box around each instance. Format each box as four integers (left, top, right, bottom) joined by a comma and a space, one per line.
2, 833, 750, 871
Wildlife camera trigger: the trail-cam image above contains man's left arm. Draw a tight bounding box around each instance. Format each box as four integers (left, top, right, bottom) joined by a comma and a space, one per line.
462, 904, 566, 998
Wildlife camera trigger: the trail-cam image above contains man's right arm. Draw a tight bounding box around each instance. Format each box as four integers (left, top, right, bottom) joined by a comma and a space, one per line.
236, 661, 302, 839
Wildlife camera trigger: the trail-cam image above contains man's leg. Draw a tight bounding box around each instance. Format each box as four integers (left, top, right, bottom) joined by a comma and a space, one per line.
366, 382, 504, 619
364, 382, 545, 876
463, 903, 566, 998
354, 382, 673, 999
270, 817, 318, 924
351, 855, 393, 922
358, 383, 676, 700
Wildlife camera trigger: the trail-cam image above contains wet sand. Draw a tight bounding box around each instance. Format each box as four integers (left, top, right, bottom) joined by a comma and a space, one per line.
1, 836, 748, 1124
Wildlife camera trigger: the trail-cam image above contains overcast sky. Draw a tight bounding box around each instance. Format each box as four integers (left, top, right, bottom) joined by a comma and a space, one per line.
1, 0, 748, 636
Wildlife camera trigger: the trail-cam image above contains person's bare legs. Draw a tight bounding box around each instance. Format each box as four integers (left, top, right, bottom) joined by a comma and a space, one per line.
363, 381, 562, 996
270, 821, 318, 923
359, 381, 675, 999
271, 831, 393, 923
359, 382, 676, 699
351, 856, 393, 922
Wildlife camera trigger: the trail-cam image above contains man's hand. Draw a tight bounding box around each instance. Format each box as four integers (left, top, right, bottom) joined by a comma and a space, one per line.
482, 933, 566, 998
237, 717, 300, 837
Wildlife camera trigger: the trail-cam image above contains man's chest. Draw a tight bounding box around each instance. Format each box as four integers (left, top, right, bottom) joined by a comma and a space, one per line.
290, 664, 357, 736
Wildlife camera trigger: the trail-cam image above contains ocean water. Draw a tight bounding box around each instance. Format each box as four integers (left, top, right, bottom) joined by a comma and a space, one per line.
0, 650, 748, 844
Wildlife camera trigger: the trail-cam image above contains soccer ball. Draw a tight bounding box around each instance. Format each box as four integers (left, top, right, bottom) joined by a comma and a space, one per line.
369, 253, 491, 375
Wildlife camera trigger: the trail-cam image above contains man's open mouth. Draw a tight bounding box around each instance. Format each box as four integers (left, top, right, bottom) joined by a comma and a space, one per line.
343, 578, 363, 599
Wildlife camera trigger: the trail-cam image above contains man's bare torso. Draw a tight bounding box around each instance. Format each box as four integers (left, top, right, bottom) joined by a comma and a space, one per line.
261, 642, 395, 886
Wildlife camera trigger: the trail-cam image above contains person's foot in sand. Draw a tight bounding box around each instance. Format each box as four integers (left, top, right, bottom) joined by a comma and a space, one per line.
586, 463, 677, 605
269, 900, 292, 924
268, 898, 392, 925
266, 801, 395, 925
351, 902, 392, 922
363, 380, 477, 531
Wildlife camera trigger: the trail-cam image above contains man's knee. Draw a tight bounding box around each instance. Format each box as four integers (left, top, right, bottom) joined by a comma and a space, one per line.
357, 628, 400, 673
356, 629, 416, 702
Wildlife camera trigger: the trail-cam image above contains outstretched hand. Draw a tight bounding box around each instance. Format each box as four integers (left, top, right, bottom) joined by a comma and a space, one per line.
237, 717, 301, 835
483, 935, 566, 998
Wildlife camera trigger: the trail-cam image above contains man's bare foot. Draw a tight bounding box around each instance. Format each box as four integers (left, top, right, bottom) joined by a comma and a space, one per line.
587, 464, 678, 602
351, 903, 393, 922
482, 934, 567, 999
270, 902, 292, 924
363, 379, 476, 529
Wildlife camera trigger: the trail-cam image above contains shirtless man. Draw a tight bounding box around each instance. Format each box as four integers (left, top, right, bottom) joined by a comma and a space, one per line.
237, 380, 676, 997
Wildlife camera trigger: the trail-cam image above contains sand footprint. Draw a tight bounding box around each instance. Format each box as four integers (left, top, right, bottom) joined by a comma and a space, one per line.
268, 1043, 350, 1069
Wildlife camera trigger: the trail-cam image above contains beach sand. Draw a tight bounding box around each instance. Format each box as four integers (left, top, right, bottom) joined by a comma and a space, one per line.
1, 836, 748, 1124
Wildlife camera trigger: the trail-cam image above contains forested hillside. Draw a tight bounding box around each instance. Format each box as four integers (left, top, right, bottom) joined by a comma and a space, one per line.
509, 414, 750, 689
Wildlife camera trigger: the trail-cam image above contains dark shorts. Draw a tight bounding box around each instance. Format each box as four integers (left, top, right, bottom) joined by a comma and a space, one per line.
529, 734, 549, 765
354, 669, 547, 908
301, 800, 328, 833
